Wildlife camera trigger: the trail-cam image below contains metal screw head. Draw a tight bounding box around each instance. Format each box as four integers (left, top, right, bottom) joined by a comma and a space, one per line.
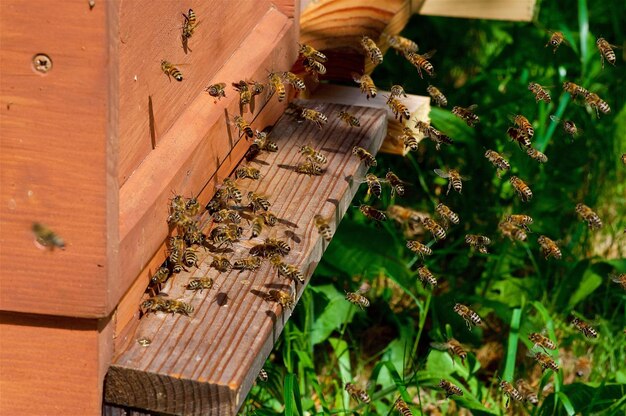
33, 54, 52, 73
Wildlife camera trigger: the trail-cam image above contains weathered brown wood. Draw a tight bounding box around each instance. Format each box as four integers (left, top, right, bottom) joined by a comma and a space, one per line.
419, 0, 537, 21
105, 100, 388, 415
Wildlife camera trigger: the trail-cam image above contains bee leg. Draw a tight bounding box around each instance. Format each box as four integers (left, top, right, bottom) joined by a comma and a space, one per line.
505, 396, 510, 408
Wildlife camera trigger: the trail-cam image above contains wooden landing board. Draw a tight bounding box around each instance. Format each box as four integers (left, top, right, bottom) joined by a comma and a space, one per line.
105, 101, 387, 415
419, 0, 537, 21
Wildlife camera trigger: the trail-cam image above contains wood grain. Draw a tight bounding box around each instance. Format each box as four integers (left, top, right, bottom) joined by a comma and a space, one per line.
105, 101, 388, 415
419, 0, 537, 21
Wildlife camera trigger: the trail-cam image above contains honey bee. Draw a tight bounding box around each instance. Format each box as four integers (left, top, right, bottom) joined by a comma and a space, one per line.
235, 166, 261, 180
596, 37, 617, 68
352, 73, 377, 100
232, 80, 252, 110
186, 277, 213, 292
399, 128, 419, 155
510, 176, 533, 202
282, 71, 306, 91
498, 221, 527, 242
259, 211, 277, 226
505, 214, 533, 231
299, 145, 328, 165
314, 214, 332, 242
301, 108, 328, 129
345, 290, 370, 309
571, 317, 598, 338
526, 147, 548, 163
549, 115, 580, 138
345, 383, 371, 403
575, 356, 592, 379
515, 379, 538, 406
427, 85, 447, 107
404, 50, 436, 78
390, 84, 407, 98
205, 83, 226, 102
250, 216, 264, 238
361, 35, 383, 65
249, 80, 265, 97
161, 60, 183, 81
352, 146, 377, 167
527, 350, 559, 372
575, 203, 602, 230
253, 131, 278, 152
386, 96, 411, 122
422, 218, 446, 241
417, 265, 438, 287
434, 168, 466, 195
266, 289, 296, 309
435, 202, 459, 226
513, 114, 534, 138
546, 31, 566, 53
609, 273, 626, 290
222, 178, 243, 204
232, 256, 262, 271
364, 173, 383, 198
499, 380, 524, 407
507, 126, 531, 148
258, 368, 269, 382
247, 191, 271, 213
431, 339, 467, 365
270, 255, 304, 283
182, 247, 198, 268
484, 150, 510, 177
562, 81, 589, 99
141, 294, 170, 314
394, 398, 413, 416
387, 205, 424, 226
212, 209, 242, 224
168, 235, 185, 272
298, 43, 327, 62
250, 238, 291, 257
385, 171, 405, 197
32, 222, 65, 250
415, 122, 453, 151
295, 161, 324, 176
452, 105, 479, 127
385, 34, 418, 53
528, 82, 552, 103
338, 110, 360, 127
584, 92, 611, 116
529, 332, 557, 352
233, 115, 254, 139
165, 298, 195, 317
406, 240, 432, 257
211, 224, 243, 248
453, 303, 482, 329
150, 266, 170, 285
268, 72, 286, 102
359, 204, 386, 222
302, 57, 327, 80
439, 379, 463, 398
537, 235, 561, 259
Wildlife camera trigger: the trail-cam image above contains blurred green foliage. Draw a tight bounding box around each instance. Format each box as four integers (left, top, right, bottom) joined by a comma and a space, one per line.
244, 0, 625, 414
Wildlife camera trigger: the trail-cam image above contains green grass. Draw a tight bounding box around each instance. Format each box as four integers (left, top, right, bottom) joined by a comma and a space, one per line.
243, 0, 626, 414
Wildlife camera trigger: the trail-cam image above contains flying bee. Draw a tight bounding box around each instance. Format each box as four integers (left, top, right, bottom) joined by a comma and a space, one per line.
352, 146, 377, 167
387, 205, 424, 225
427, 85, 447, 107
205, 83, 226, 102
415, 121, 453, 150
298, 43, 327, 62
584, 92, 611, 116
400, 128, 419, 155
235, 166, 261, 180
434, 168, 466, 195
422, 218, 446, 241
526, 147, 548, 163
417, 265, 438, 287
385, 171, 405, 197
515, 379, 538, 406
404, 50, 436, 78
210, 255, 232, 272
575, 203, 602, 230
250, 216, 264, 238
301, 108, 328, 129
439, 380, 463, 398
232, 80, 252, 111
406, 240, 432, 257
546, 31, 566, 53
505, 214, 533, 231
513, 114, 534, 139
528, 350, 559, 372
267, 71, 286, 102
181, 9, 198, 41
596, 37, 617, 68
282, 71, 306, 91
562, 81, 589, 99
186, 277, 213, 292
394, 398, 413, 416
609, 273, 626, 290
385, 34, 418, 53
359, 204, 386, 222
510, 176, 533, 202
302, 57, 327, 80
390, 84, 407, 98
386, 95, 411, 122
452, 105, 479, 127
550, 115, 580, 138
345, 383, 371, 403
295, 161, 324, 176
537, 235, 561, 259
314, 214, 332, 242
164, 299, 194, 316
266, 289, 296, 310
361, 35, 383, 65
258, 368, 268, 382
498, 221, 527, 242
232, 256, 262, 271
233, 115, 254, 139
499, 380, 524, 407
430, 339, 467, 365
150, 266, 170, 285
465, 234, 491, 254
352, 73, 377, 100
161, 60, 183, 81
345, 290, 370, 309
248, 80, 264, 97
141, 294, 170, 314
507, 126, 531, 148
299, 145, 328, 164
338, 110, 360, 127
435, 203, 459, 226
363, 173, 383, 198
484, 150, 510, 177
247, 191, 271, 213
32, 222, 65, 250
571, 317, 598, 338
454, 303, 482, 329
529, 332, 557, 352
182, 247, 198, 268
528, 82, 552, 103
575, 357, 592, 379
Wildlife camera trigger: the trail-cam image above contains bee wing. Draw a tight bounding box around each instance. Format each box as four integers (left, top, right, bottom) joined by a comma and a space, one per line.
549, 115, 562, 123
430, 342, 450, 351
433, 168, 450, 178
422, 49, 437, 59
467, 104, 478, 111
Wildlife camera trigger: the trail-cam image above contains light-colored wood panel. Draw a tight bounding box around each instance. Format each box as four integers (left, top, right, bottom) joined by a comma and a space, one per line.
0, 0, 117, 316
105, 101, 388, 415
419, 0, 537, 21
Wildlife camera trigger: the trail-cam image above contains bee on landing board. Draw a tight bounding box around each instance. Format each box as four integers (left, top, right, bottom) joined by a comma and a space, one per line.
427, 85, 447, 107
235, 166, 261, 180
32, 222, 65, 250
247, 191, 271, 213
232, 80, 252, 111
453, 303, 482, 329
338, 110, 360, 127
596, 37, 617, 68
266, 289, 296, 310
361, 35, 383, 65
434, 168, 466, 195
232, 256, 262, 272
404, 50, 436, 78
160, 60, 183, 81
301, 108, 328, 129
537, 235, 561, 259
150, 266, 170, 286
452, 105, 480, 127
205, 83, 226, 102
299, 145, 327, 165
439, 379, 463, 398
295, 161, 324, 176
431, 338, 467, 365
210, 255, 232, 272
575, 203, 602, 230
528, 82, 552, 103
186, 277, 214, 293
181, 9, 198, 43
352, 73, 377, 100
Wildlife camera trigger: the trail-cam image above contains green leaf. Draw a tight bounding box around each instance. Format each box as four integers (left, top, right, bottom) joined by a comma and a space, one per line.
503, 308, 522, 381
283, 373, 301, 416
567, 267, 603, 309
558, 391, 576, 416
309, 284, 356, 345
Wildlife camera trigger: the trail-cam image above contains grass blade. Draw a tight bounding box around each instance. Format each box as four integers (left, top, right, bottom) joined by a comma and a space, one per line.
283, 373, 298, 416
503, 307, 522, 381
